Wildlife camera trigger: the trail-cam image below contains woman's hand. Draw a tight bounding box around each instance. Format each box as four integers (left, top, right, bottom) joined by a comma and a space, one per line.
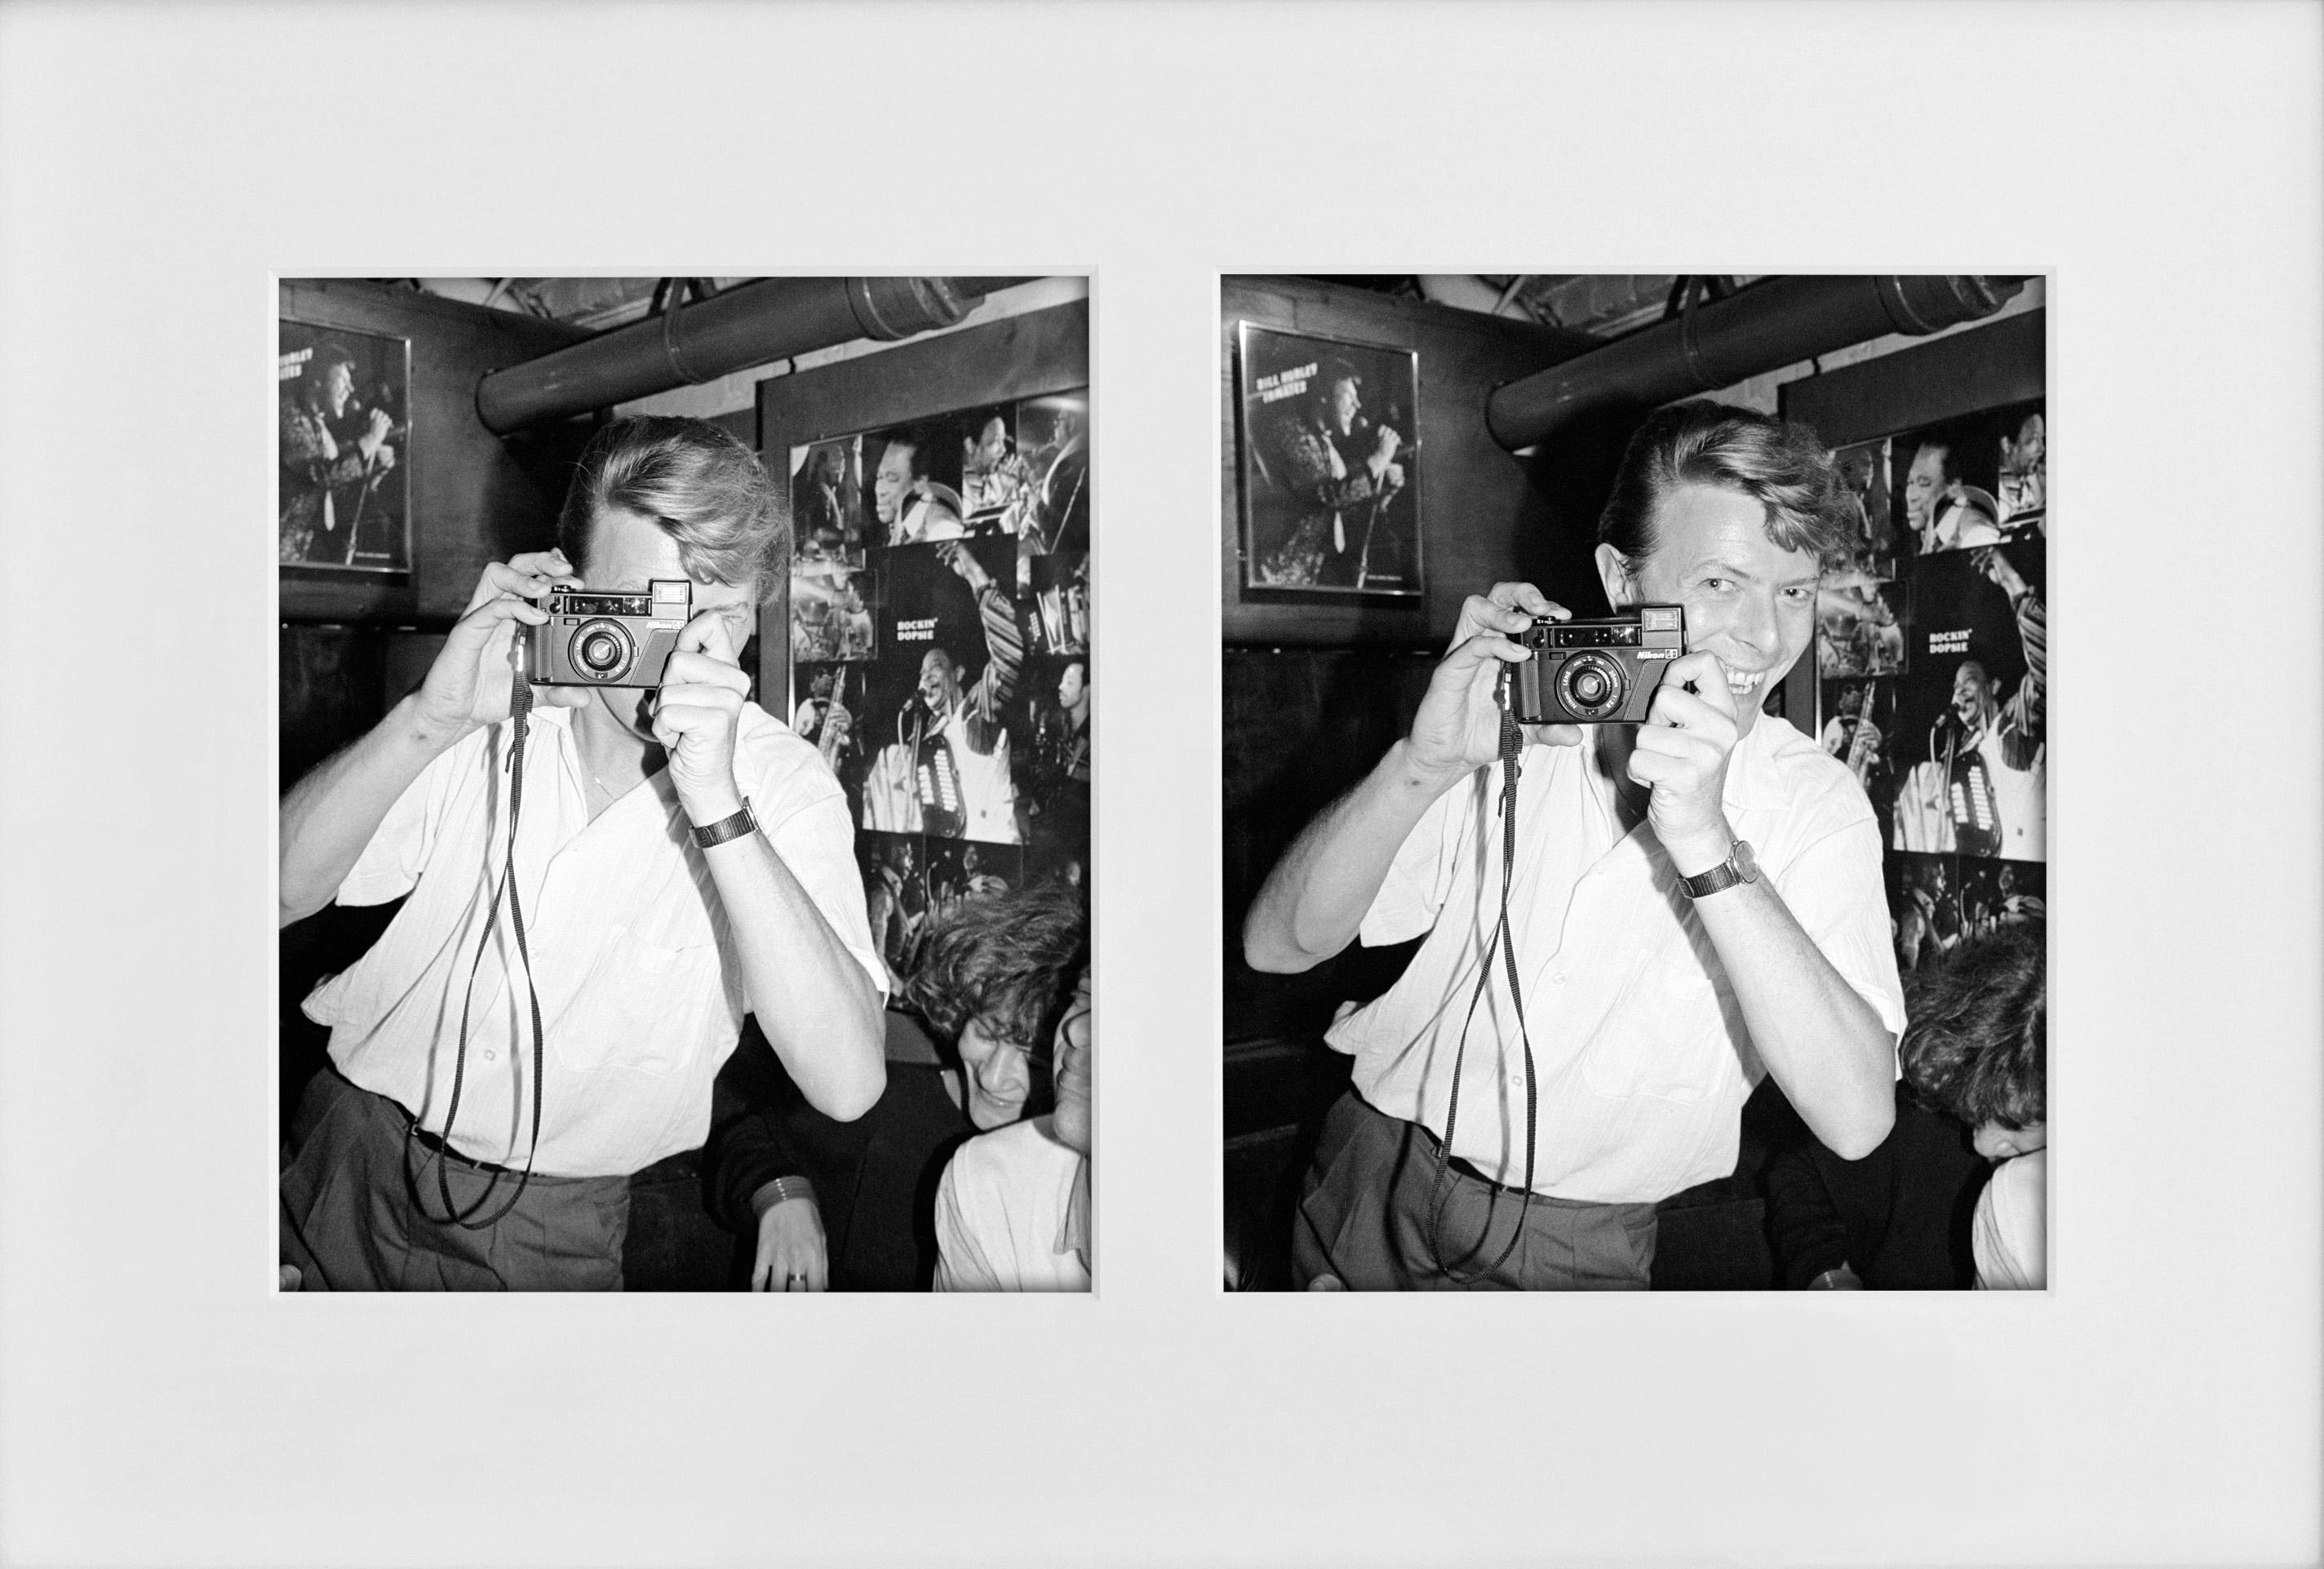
751, 1193, 829, 1292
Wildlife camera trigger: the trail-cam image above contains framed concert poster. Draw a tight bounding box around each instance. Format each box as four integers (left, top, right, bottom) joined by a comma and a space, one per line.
1234, 322, 1422, 599
277, 319, 411, 575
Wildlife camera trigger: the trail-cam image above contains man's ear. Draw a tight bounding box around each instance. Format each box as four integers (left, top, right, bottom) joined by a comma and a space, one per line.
1594, 543, 1637, 609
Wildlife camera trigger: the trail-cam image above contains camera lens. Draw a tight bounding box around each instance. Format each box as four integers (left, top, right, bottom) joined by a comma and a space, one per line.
1557, 652, 1625, 720
570, 618, 634, 681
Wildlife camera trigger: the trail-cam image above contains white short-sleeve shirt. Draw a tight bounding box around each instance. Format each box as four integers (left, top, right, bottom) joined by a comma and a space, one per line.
1329, 716, 1907, 1204
931, 1118, 1091, 1292
303, 702, 887, 1177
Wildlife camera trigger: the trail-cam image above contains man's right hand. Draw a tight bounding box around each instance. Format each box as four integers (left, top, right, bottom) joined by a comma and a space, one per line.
410, 551, 589, 748
1366, 425, 1402, 480
1404, 583, 1583, 784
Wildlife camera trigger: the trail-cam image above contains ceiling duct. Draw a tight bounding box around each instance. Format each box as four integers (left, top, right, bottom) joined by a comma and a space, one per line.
1484, 275, 2029, 451
476, 276, 1039, 433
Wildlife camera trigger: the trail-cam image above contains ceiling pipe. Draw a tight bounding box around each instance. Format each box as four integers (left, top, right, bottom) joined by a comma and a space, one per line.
1484, 275, 2029, 451
476, 275, 1041, 433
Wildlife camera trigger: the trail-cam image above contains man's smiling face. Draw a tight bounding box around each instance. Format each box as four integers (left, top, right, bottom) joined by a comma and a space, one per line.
1599, 482, 1819, 738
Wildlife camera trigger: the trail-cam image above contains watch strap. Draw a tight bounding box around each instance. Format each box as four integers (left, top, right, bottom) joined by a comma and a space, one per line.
690, 802, 759, 849
1679, 839, 1758, 899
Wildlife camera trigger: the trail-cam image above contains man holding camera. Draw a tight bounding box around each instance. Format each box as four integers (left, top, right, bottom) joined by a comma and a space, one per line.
278, 416, 887, 1291
1246, 401, 1905, 1291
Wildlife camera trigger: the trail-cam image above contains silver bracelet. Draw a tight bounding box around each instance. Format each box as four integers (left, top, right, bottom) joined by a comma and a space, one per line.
758, 1175, 816, 1213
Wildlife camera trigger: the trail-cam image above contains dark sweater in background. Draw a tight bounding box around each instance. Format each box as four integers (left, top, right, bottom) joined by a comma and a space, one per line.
1764, 1084, 1990, 1289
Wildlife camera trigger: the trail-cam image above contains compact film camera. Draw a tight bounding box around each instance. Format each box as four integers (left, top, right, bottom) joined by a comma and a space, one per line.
526, 579, 692, 688
1504, 604, 1686, 725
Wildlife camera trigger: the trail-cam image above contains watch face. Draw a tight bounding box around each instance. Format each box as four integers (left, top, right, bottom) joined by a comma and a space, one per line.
1733, 840, 1759, 882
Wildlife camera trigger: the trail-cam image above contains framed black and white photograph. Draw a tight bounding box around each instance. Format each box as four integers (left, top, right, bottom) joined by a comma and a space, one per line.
1235, 321, 1421, 597
277, 319, 410, 574
789, 558, 879, 663
1994, 397, 2047, 530
1886, 538, 2047, 863
790, 436, 867, 562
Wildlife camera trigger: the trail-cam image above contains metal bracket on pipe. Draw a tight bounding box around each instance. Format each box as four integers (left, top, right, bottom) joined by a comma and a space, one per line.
660, 290, 709, 385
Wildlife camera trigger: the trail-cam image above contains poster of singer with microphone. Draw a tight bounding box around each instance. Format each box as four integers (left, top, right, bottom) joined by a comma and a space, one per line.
1235, 322, 1423, 597
277, 320, 410, 574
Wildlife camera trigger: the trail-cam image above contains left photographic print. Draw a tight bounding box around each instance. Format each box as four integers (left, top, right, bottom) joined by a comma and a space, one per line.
278, 276, 1093, 1292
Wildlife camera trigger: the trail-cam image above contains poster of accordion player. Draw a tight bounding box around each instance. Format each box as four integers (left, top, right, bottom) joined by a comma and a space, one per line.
1235, 321, 1422, 596
1886, 539, 2047, 863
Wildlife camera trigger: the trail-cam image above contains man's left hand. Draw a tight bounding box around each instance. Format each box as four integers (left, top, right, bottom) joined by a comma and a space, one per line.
1629, 649, 1742, 874
653, 609, 754, 822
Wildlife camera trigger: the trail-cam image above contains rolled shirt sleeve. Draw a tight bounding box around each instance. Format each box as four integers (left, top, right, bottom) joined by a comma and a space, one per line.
330, 729, 472, 908
1767, 810, 1909, 1073
745, 731, 892, 1006
1355, 769, 1479, 949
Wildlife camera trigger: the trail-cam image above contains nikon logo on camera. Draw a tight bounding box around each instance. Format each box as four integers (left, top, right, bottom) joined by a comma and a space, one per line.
1507, 604, 1686, 725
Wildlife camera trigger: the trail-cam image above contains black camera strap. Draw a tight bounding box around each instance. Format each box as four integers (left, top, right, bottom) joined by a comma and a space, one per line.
1423, 681, 1541, 1284
404, 671, 548, 1229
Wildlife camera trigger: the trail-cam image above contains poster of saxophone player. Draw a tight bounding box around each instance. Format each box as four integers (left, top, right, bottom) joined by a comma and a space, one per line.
791, 662, 867, 787
1887, 539, 2047, 863
1235, 322, 1421, 596
1819, 674, 1897, 846
277, 320, 410, 573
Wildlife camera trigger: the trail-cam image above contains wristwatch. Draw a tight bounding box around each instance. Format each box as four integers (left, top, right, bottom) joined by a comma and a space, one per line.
690, 802, 759, 849
1678, 839, 1759, 900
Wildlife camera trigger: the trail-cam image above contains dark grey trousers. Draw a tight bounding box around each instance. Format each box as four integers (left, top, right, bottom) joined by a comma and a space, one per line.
1292, 1090, 1657, 1291
280, 1066, 629, 1291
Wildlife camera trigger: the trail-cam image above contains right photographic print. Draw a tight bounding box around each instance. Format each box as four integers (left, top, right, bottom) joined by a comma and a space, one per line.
1222, 275, 2047, 1292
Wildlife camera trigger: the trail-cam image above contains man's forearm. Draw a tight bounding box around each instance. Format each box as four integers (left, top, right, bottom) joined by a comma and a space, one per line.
277, 692, 455, 927
1687, 875, 1895, 1159
1243, 739, 1466, 974
699, 828, 885, 1122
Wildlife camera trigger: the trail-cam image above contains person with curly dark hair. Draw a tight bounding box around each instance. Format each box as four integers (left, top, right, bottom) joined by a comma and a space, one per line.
1766, 922, 2044, 1289
707, 881, 1087, 1290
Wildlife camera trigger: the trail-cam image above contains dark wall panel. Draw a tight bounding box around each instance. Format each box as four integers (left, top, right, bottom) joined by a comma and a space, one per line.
1222, 646, 1435, 1046
1221, 277, 1597, 646
278, 280, 594, 624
